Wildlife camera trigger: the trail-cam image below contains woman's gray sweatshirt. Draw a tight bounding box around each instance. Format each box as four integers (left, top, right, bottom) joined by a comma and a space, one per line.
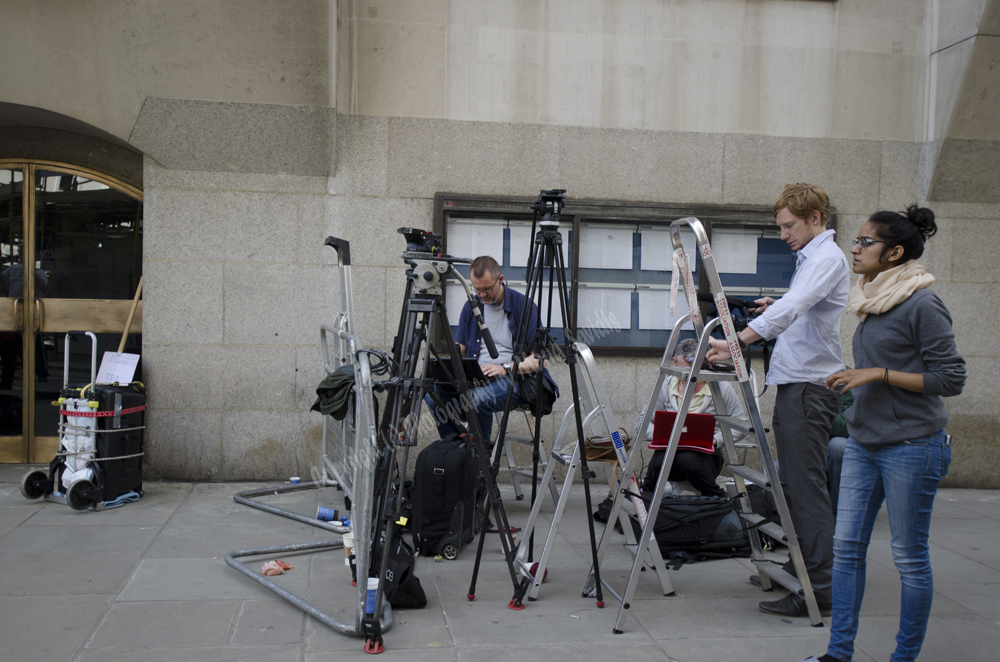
844, 288, 965, 446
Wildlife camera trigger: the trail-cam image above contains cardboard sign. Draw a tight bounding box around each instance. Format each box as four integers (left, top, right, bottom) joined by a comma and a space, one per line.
96, 352, 140, 385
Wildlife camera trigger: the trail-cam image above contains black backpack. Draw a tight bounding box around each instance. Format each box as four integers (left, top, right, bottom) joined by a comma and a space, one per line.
411, 433, 484, 559
631, 493, 752, 568
380, 526, 427, 609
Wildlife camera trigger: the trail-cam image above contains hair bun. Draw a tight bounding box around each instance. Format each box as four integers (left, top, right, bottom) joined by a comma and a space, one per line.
905, 205, 937, 239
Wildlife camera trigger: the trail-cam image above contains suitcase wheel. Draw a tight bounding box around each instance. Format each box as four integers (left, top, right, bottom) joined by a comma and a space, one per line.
441, 544, 459, 561
20, 469, 49, 500
67, 479, 97, 511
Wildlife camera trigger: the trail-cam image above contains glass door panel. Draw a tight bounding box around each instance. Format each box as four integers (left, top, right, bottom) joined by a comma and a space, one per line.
31, 169, 142, 462
0, 169, 26, 461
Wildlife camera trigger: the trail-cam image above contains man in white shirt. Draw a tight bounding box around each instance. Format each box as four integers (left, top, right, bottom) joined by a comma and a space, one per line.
708, 183, 849, 618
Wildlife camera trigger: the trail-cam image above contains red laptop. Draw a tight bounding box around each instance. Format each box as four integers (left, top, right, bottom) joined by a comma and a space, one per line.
648, 410, 717, 454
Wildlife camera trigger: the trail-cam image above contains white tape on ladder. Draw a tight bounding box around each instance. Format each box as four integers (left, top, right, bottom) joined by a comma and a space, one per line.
713, 292, 748, 382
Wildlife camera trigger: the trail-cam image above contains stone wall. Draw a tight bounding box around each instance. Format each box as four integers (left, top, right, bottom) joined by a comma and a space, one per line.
141, 113, 999, 487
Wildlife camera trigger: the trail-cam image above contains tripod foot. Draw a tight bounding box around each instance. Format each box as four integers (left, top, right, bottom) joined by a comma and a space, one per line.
467, 593, 475, 601
507, 598, 526, 611
363, 638, 385, 654
596, 600, 605, 608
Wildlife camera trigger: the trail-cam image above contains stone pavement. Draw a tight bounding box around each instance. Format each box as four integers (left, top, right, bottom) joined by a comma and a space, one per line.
2, 464, 999, 662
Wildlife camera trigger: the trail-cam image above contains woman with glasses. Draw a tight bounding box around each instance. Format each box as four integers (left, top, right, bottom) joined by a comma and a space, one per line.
801, 206, 966, 662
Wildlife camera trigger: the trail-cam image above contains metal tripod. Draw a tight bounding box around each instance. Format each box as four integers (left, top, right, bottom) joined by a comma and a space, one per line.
485, 189, 605, 609
361, 229, 522, 652
591, 216, 823, 633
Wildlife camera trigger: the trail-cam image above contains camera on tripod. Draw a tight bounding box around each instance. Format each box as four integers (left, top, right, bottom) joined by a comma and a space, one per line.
530, 189, 566, 227
398, 227, 443, 256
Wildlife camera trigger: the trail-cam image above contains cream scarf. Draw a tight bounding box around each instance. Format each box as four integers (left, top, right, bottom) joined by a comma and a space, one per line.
847, 260, 935, 321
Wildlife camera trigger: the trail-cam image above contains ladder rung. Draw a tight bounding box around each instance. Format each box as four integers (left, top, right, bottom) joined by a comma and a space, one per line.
728, 464, 770, 487
740, 512, 788, 543
753, 561, 803, 595
734, 441, 757, 449
716, 415, 754, 433
663, 365, 741, 382
505, 434, 536, 446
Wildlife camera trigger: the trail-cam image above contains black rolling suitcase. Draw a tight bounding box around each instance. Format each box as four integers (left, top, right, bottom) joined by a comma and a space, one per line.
410, 432, 484, 560
20, 331, 146, 511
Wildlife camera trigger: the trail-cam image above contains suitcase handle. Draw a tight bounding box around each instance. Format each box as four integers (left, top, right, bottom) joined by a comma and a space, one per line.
63, 331, 98, 395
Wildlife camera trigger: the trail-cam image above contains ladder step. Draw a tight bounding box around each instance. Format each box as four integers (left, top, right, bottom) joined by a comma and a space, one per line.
734, 441, 757, 449
716, 415, 754, 433
728, 464, 770, 487
740, 512, 788, 543
663, 365, 741, 382
753, 561, 803, 595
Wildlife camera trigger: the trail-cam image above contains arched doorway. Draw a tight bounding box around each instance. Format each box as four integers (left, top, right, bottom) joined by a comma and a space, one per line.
0, 160, 142, 463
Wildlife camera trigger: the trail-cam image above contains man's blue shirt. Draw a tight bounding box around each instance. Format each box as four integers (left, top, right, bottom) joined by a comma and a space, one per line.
453, 284, 559, 397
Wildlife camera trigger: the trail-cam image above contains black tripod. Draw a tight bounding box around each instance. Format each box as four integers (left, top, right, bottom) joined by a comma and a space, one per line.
470, 189, 605, 609
361, 228, 523, 653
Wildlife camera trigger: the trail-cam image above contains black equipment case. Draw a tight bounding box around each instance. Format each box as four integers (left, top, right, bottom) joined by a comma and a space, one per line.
410, 432, 483, 560
19, 332, 145, 510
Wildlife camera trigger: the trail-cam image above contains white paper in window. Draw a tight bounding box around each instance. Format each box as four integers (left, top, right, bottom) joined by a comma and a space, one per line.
577, 286, 632, 330
637, 289, 693, 331
640, 227, 696, 272
446, 280, 468, 326
712, 228, 759, 274
508, 222, 533, 267
579, 226, 634, 270
447, 220, 504, 264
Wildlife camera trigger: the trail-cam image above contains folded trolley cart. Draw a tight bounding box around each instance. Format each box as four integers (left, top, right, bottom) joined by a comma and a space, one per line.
20, 331, 146, 511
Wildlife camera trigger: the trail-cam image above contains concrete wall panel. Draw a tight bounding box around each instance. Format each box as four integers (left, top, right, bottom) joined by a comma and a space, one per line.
558, 127, 724, 204
386, 117, 560, 198
222, 410, 321, 480
143, 260, 224, 345
722, 135, 882, 214
951, 217, 1000, 281
130, 99, 337, 177
143, 344, 226, 411
329, 115, 388, 196
145, 410, 224, 481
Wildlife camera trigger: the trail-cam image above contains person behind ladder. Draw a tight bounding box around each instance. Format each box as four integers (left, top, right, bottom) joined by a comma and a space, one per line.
635, 338, 748, 498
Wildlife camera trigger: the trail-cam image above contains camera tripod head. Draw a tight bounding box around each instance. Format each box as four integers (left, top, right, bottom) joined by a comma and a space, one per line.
531, 189, 566, 228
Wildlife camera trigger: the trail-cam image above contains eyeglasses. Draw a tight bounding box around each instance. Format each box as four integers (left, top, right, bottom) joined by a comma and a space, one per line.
473, 275, 501, 295
852, 237, 889, 249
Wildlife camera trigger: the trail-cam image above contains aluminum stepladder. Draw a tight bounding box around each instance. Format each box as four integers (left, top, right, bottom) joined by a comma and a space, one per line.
495, 408, 559, 505
593, 217, 822, 632
518, 342, 674, 602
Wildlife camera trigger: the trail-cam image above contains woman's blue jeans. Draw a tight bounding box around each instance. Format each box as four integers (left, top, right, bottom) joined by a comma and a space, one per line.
827, 432, 951, 662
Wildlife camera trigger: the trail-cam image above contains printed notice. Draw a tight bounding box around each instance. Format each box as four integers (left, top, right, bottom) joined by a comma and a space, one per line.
508, 222, 533, 267
447, 221, 504, 264
637, 288, 693, 331
712, 229, 759, 274
577, 286, 632, 329
96, 352, 140, 385
640, 227, 696, 272
446, 280, 468, 326
579, 226, 634, 270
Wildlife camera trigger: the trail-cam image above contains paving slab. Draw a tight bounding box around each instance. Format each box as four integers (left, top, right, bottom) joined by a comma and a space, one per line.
118, 556, 310, 601
88, 600, 240, 648
230, 598, 306, 646
77, 645, 300, 662
0, 594, 112, 660
19, 481, 192, 527
853, 612, 1000, 662
0, 524, 159, 595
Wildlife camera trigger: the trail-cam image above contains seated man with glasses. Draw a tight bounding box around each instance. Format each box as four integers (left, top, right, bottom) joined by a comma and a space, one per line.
424, 255, 559, 444
636, 338, 748, 497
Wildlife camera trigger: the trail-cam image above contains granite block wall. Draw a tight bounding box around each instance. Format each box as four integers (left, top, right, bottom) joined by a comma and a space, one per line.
140, 112, 999, 487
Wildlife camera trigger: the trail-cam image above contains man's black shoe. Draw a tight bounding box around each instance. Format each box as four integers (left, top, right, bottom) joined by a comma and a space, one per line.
759, 593, 831, 617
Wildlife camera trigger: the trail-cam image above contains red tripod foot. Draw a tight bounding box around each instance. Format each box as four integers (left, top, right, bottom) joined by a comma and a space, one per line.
467, 593, 475, 601
507, 598, 526, 611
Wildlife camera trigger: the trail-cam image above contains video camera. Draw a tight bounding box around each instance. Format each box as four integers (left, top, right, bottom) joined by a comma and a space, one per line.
398, 227, 443, 256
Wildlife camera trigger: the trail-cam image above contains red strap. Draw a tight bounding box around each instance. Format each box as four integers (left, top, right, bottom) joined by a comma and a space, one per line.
60, 404, 147, 418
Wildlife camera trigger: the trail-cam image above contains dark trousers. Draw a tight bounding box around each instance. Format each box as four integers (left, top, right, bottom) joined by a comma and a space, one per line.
773, 382, 842, 599
642, 448, 726, 497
